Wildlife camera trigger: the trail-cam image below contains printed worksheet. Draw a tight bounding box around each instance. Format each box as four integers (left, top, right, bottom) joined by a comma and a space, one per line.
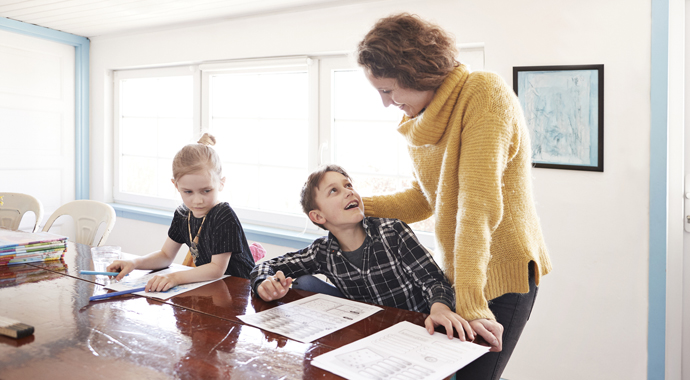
238, 293, 382, 343
311, 321, 490, 380
105, 265, 228, 300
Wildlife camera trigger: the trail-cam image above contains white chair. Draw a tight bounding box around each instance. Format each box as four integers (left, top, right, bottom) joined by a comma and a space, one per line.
42, 200, 116, 246
0, 192, 44, 233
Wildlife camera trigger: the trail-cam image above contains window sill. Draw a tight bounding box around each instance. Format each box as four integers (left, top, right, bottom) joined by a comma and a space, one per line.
111, 203, 323, 250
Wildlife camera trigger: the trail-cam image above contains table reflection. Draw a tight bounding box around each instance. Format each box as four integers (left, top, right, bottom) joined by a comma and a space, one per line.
2, 242, 447, 379
0, 271, 338, 379
0, 261, 67, 288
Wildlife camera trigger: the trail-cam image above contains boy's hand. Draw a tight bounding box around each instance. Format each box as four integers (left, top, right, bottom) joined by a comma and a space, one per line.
257, 270, 293, 302
145, 272, 179, 293
106, 259, 136, 281
470, 318, 503, 352
424, 302, 475, 341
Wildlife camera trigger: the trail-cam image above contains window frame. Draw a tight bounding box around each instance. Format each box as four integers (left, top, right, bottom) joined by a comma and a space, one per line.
112, 65, 201, 210
111, 51, 489, 248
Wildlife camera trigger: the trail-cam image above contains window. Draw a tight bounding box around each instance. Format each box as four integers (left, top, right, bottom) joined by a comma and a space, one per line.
202, 58, 311, 222
113, 47, 483, 244
114, 66, 196, 210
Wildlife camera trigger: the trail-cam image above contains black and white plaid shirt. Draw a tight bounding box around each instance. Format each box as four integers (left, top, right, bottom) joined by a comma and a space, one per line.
250, 217, 455, 314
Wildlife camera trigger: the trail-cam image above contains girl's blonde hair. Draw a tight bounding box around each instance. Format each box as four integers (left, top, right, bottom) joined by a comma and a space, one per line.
172, 133, 223, 183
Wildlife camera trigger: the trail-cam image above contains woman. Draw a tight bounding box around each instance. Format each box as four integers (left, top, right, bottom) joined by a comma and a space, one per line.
357, 13, 552, 380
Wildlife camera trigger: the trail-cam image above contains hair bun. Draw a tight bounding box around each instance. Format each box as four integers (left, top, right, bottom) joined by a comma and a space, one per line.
197, 133, 216, 146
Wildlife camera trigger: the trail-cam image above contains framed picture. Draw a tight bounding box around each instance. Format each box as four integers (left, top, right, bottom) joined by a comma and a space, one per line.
513, 65, 604, 171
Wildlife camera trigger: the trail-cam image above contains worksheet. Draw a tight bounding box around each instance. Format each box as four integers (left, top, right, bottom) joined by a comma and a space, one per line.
311, 321, 490, 380
105, 265, 228, 300
238, 293, 382, 343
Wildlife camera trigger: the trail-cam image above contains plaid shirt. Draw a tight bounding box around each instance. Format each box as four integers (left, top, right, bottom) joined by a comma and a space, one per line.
250, 217, 455, 314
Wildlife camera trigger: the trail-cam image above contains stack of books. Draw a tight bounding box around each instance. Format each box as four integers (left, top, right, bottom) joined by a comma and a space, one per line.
0, 229, 68, 265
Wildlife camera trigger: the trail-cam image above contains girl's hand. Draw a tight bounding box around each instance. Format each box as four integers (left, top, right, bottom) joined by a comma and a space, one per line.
424, 303, 474, 341
470, 318, 504, 352
145, 273, 179, 292
106, 259, 136, 281
257, 270, 293, 302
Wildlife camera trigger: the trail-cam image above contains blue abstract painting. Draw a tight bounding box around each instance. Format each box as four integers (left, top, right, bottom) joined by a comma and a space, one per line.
515, 67, 602, 170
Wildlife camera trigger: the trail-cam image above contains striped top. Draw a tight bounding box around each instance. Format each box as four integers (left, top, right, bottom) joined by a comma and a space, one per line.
169, 202, 254, 279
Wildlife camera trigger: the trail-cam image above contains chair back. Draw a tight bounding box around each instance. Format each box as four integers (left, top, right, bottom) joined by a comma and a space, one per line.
0, 192, 44, 232
42, 200, 116, 246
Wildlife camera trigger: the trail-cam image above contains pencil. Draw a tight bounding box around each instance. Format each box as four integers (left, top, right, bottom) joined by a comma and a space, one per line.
89, 287, 146, 301
80, 270, 128, 276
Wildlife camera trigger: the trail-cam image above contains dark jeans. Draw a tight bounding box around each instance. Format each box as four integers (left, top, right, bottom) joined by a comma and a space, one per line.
291, 274, 345, 298
455, 264, 539, 380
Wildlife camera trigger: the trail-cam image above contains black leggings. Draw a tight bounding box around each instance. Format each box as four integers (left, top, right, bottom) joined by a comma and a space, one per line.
455, 264, 539, 380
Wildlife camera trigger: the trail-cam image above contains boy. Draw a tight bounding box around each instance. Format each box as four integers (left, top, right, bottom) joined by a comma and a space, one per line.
250, 164, 474, 340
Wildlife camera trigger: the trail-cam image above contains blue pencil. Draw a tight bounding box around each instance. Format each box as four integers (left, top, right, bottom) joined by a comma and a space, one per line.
89, 287, 146, 301
80, 270, 128, 276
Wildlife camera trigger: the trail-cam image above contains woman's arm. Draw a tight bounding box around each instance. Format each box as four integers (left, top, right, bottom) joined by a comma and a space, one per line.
451, 72, 521, 322
363, 180, 433, 223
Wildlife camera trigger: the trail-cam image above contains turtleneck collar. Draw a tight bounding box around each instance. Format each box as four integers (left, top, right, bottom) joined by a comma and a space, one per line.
397, 65, 470, 146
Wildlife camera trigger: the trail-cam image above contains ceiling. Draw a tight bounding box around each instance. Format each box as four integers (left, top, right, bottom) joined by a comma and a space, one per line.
0, 0, 379, 38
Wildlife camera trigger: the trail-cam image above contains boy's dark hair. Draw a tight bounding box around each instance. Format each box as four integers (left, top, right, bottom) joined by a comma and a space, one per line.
300, 164, 351, 229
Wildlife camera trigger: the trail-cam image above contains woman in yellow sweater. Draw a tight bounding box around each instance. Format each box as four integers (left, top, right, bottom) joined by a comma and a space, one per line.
357, 13, 552, 380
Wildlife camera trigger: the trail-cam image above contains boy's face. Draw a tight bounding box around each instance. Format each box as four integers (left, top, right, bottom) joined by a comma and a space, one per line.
309, 171, 365, 230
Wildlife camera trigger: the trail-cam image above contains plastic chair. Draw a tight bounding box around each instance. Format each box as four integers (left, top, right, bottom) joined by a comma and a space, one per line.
0, 192, 44, 233
42, 200, 116, 246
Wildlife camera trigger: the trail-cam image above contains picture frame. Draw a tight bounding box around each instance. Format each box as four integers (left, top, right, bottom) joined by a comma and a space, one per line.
513, 64, 604, 172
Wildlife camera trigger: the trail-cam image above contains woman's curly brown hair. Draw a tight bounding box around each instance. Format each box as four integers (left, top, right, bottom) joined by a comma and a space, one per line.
357, 13, 459, 91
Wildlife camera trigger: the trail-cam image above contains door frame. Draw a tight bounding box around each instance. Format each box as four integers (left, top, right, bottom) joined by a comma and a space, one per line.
0, 17, 90, 199
660, 0, 685, 379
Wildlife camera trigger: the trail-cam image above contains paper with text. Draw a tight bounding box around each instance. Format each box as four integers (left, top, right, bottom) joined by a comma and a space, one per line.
311, 321, 490, 380
238, 293, 382, 343
105, 265, 227, 300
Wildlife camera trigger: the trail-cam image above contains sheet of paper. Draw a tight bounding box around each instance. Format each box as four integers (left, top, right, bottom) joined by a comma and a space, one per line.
238, 293, 382, 343
105, 265, 228, 300
311, 321, 490, 380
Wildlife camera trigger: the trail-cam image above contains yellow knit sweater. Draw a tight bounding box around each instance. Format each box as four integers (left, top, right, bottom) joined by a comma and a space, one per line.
363, 65, 552, 321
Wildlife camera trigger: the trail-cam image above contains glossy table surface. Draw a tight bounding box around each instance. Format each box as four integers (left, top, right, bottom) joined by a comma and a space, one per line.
0, 242, 444, 379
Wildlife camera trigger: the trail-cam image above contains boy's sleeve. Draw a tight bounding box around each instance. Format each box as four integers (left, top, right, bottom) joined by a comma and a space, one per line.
394, 221, 456, 311
249, 240, 325, 295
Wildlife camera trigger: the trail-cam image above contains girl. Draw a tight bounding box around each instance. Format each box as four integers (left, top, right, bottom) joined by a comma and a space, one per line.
108, 133, 255, 291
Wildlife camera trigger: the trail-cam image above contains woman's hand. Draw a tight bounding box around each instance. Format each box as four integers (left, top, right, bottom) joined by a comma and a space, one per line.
470, 318, 504, 352
424, 303, 474, 341
145, 272, 179, 292
106, 259, 137, 281
257, 270, 293, 302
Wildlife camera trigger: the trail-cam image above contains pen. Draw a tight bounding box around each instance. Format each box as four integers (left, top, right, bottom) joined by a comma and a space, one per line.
80, 270, 128, 276
89, 287, 146, 301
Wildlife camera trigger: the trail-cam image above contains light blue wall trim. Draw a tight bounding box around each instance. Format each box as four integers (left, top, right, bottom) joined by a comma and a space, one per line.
111, 204, 321, 250
649, 0, 668, 379
0, 17, 90, 200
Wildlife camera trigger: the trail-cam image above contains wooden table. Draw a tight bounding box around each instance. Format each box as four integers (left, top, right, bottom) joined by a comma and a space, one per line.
0, 242, 448, 379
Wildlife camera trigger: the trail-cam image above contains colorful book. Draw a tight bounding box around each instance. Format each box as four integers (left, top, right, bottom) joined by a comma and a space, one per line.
0, 248, 66, 265
0, 229, 68, 266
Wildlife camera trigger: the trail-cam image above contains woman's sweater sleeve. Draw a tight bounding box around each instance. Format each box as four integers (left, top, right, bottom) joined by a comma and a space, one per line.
362, 180, 433, 224
451, 74, 522, 321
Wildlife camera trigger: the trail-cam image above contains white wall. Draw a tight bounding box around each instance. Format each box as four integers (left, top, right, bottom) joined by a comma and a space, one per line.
90, 1, 652, 379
